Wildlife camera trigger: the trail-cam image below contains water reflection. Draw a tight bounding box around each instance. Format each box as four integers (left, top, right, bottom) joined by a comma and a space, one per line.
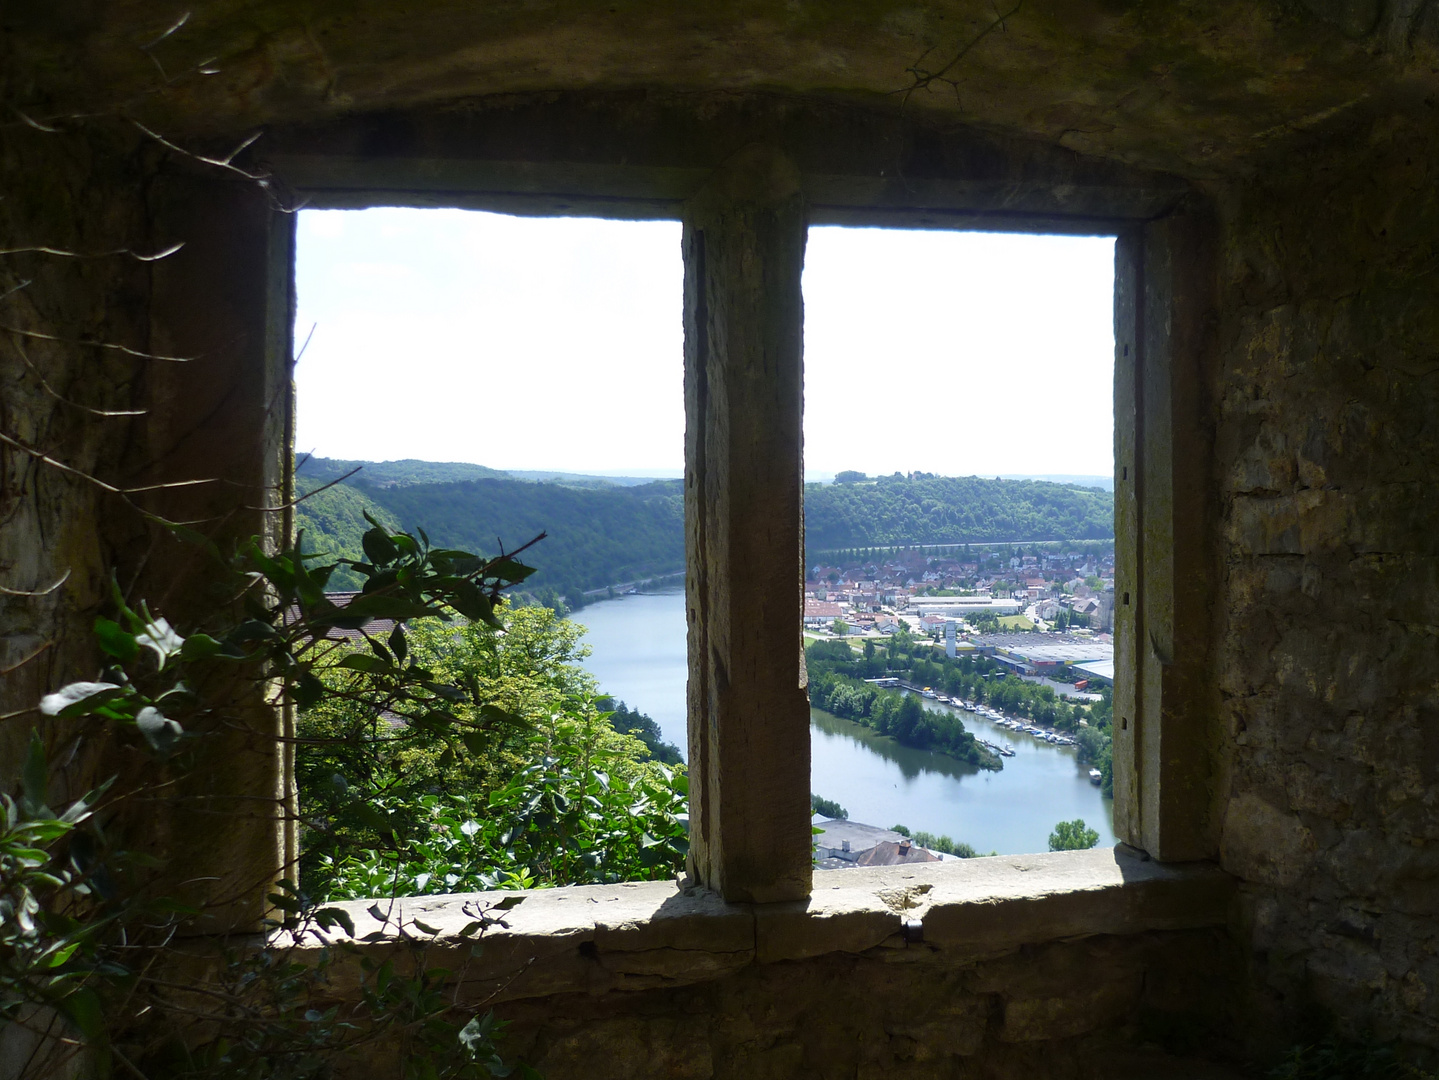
579, 589, 1115, 854
809, 709, 981, 783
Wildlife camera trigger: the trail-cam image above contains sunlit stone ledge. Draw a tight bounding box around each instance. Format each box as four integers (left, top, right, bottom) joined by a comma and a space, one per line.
302, 847, 1233, 1005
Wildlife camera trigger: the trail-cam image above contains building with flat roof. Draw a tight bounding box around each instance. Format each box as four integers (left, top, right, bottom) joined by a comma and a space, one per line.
908, 596, 1022, 616
979, 636, 1115, 675
1074, 659, 1115, 686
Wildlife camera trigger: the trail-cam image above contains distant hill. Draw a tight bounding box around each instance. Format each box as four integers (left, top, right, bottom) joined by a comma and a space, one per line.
805, 474, 1112, 549
298, 457, 510, 488
294, 457, 1113, 602
295, 457, 684, 603
368, 477, 684, 601
998, 473, 1113, 492
505, 469, 679, 488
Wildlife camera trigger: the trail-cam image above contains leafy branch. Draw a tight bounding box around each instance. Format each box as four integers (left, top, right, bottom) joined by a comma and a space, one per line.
4, 517, 546, 1079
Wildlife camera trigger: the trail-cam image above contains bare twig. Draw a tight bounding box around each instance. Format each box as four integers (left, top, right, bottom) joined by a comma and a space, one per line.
0, 569, 71, 598
250, 466, 363, 512
10, 107, 60, 133
0, 323, 191, 362
130, 121, 268, 183
0, 429, 228, 532
0, 242, 183, 262
0, 278, 33, 304
0, 640, 52, 675
294, 322, 317, 365
137, 11, 192, 84
15, 340, 147, 417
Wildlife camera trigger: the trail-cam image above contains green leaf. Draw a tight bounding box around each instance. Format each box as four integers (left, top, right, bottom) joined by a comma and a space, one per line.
388, 624, 407, 665
336, 654, 390, 674
361, 527, 398, 566
479, 704, 521, 727
56, 986, 104, 1039
334, 595, 438, 622
179, 633, 223, 661
43, 941, 81, 968
292, 672, 325, 709
486, 558, 536, 583
136, 707, 183, 755
315, 906, 356, 936
457, 1016, 490, 1054
39, 682, 123, 718
22, 730, 47, 811
94, 618, 139, 663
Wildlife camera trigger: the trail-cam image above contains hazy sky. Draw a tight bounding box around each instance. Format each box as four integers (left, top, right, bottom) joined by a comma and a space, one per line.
294, 208, 1115, 478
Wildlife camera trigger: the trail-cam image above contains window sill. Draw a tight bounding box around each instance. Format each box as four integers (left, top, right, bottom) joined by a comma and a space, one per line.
310, 846, 1231, 1003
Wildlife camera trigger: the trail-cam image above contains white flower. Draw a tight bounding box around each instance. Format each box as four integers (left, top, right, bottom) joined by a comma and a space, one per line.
137, 618, 185, 669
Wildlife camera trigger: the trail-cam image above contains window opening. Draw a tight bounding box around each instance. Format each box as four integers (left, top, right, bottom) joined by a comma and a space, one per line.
290, 207, 689, 899
799, 226, 1119, 866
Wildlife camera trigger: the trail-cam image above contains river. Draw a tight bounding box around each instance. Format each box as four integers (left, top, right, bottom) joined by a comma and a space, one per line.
576, 589, 1115, 856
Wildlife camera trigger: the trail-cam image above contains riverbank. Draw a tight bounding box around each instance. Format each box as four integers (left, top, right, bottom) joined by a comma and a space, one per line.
577, 589, 1115, 855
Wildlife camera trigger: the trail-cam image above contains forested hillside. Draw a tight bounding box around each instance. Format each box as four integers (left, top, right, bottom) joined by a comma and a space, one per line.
371, 478, 684, 602
294, 458, 1113, 601
804, 474, 1112, 548
295, 458, 684, 603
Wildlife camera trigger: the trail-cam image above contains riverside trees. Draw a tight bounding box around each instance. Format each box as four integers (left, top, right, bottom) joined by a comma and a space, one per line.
804, 635, 1116, 792
298, 601, 688, 898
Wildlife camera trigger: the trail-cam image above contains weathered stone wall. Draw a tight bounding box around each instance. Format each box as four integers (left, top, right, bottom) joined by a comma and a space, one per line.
0, 123, 155, 787
311, 851, 1241, 1079
1215, 110, 1439, 1053
0, 121, 293, 928
494, 928, 1238, 1080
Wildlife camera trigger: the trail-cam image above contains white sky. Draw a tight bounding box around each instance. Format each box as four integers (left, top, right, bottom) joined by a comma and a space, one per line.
294, 208, 1115, 478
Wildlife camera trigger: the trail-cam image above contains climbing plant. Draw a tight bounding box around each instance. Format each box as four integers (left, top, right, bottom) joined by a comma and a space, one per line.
2, 518, 545, 1079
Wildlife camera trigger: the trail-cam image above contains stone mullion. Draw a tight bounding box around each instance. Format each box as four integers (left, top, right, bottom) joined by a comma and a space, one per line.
683, 147, 812, 903
1115, 211, 1219, 862
134, 170, 293, 931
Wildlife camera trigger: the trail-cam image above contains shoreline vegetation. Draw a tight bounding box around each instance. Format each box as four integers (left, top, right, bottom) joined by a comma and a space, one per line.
805, 634, 1114, 793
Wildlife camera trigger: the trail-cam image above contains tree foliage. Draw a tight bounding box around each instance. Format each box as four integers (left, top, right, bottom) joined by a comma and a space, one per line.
805, 642, 1003, 770
805, 473, 1113, 549
297, 604, 688, 899
1048, 819, 1101, 851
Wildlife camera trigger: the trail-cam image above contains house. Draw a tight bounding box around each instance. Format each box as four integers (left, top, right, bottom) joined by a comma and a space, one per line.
803, 600, 843, 626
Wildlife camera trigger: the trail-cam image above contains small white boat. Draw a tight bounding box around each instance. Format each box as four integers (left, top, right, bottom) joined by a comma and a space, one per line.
1088, 768, 1103, 785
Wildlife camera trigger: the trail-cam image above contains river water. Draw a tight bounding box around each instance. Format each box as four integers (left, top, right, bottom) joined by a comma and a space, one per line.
576, 589, 1115, 856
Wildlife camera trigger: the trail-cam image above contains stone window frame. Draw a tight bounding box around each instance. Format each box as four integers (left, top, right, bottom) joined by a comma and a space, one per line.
243, 96, 1220, 915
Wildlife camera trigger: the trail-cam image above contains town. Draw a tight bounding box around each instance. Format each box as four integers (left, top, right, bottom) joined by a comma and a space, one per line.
804, 541, 1116, 686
